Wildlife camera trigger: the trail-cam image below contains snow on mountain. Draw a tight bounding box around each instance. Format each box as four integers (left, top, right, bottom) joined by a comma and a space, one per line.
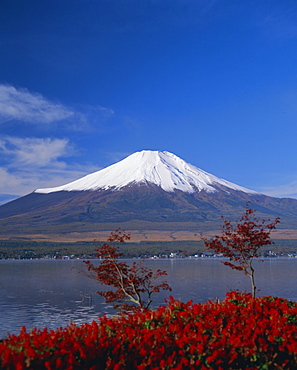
35, 150, 258, 195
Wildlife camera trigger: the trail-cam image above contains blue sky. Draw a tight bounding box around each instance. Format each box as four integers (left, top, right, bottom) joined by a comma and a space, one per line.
1, 0, 297, 205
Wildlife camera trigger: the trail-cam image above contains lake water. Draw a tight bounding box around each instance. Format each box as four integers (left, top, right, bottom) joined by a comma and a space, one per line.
1, 258, 297, 338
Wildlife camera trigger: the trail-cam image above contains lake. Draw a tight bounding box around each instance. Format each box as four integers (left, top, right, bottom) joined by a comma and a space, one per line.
1, 258, 297, 339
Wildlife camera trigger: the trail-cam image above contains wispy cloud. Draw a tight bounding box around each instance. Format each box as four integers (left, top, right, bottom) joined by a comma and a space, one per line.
0, 84, 117, 203
258, 182, 297, 199
0, 136, 74, 196
0, 85, 74, 124
0, 136, 98, 199
0, 165, 93, 200
0, 136, 74, 168
0, 167, 22, 190
0, 84, 115, 133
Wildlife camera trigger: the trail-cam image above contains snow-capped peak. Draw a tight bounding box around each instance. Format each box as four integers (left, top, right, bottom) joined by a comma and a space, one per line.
35, 150, 258, 195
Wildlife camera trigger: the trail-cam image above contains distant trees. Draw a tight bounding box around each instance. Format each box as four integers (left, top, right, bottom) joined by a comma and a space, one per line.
84, 229, 172, 312
204, 205, 280, 297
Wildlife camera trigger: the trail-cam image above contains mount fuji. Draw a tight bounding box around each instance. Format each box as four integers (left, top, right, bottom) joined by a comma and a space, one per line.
35, 150, 258, 195
1, 150, 297, 241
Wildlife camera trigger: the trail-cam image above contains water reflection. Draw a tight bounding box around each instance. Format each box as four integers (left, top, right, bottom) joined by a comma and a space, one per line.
0, 258, 297, 338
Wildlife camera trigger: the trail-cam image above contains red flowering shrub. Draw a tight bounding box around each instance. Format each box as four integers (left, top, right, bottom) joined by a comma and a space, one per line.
1, 292, 297, 369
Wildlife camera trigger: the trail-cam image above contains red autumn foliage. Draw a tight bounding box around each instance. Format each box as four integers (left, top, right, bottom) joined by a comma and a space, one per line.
204, 204, 280, 297
2, 291, 297, 369
84, 229, 172, 312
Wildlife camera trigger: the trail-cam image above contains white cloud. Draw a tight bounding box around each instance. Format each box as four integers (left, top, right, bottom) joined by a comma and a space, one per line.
0, 136, 99, 198
0, 84, 74, 124
0, 166, 94, 198
0, 84, 116, 133
0, 84, 118, 201
0, 137, 73, 168
258, 182, 297, 199
0, 168, 21, 189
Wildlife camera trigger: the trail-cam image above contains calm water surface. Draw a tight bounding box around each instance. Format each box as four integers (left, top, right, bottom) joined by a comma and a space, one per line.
1, 258, 297, 338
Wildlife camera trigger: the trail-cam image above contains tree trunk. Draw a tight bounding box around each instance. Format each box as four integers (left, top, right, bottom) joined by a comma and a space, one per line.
249, 265, 256, 298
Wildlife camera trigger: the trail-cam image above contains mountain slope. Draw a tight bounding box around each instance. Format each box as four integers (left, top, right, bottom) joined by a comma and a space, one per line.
34, 150, 257, 195
0, 150, 297, 240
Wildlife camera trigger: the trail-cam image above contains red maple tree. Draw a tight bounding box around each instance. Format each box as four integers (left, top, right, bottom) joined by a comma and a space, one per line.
204, 205, 280, 297
84, 229, 172, 312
